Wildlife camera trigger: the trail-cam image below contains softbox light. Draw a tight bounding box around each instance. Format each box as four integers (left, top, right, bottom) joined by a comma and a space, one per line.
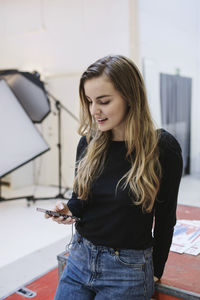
0, 80, 49, 178
0, 70, 50, 123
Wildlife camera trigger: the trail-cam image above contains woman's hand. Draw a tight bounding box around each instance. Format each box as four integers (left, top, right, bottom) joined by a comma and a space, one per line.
154, 276, 159, 282
45, 201, 75, 225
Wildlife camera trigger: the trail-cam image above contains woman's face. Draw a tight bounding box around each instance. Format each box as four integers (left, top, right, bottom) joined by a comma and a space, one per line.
84, 75, 129, 141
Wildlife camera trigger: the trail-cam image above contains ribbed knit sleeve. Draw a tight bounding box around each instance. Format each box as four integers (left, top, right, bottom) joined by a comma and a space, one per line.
153, 130, 183, 279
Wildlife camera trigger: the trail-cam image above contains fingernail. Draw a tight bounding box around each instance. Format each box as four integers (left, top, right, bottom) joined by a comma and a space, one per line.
58, 203, 64, 209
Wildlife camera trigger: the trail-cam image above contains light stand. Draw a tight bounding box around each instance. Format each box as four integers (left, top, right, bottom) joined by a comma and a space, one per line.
0, 70, 79, 205
26, 92, 79, 205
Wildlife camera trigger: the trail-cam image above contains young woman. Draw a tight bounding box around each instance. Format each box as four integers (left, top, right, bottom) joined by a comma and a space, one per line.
47, 55, 183, 299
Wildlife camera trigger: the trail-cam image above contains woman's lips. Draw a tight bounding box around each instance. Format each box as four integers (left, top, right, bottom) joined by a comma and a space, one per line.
97, 118, 108, 124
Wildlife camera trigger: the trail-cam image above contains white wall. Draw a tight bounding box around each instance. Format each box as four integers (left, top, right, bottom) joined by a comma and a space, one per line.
3, 0, 198, 188
0, 0, 137, 189
138, 0, 200, 175
0, 0, 130, 73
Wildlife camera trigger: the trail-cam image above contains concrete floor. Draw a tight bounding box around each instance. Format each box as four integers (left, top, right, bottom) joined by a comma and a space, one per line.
0, 186, 73, 299
0, 175, 200, 299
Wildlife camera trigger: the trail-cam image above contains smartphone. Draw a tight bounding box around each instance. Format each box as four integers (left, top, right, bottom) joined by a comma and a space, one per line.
36, 207, 80, 222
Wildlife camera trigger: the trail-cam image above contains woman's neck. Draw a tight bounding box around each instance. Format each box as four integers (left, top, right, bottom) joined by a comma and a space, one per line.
111, 126, 125, 141
111, 132, 125, 141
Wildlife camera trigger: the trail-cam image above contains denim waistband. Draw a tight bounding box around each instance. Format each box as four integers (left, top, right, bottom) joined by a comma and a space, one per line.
74, 231, 152, 258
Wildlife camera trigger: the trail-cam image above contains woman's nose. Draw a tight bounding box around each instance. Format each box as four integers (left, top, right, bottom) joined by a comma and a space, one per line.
90, 103, 100, 116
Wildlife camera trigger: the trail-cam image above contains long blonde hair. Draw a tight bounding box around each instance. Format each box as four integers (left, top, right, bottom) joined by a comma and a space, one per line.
74, 55, 162, 213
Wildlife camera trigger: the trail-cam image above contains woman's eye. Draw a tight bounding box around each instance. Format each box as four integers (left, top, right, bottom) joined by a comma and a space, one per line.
101, 101, 110, 105
87, 100, 110, 105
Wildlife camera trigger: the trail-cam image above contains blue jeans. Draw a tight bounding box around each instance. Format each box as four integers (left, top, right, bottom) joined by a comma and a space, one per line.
54, 232, 154, 300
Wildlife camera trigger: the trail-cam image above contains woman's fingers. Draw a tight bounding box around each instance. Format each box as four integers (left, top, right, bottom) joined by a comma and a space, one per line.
52, 216, 75, 225
54, 201, 68, 213
44, 213, 51, 219
44, 200, 74, 225
62, 216, 75, 225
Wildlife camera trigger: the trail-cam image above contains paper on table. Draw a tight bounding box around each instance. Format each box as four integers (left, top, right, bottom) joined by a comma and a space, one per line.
170, 220, 200, 255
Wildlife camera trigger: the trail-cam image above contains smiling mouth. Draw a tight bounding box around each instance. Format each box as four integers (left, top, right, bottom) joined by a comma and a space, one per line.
97, 118, 108, 123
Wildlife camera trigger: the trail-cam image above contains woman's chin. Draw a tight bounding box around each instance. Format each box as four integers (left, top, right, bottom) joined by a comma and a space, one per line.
97, 126, 110, 132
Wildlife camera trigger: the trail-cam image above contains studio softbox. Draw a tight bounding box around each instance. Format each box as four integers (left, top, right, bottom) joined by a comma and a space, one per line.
0, 70, 50, 123
0, 79, 49, 178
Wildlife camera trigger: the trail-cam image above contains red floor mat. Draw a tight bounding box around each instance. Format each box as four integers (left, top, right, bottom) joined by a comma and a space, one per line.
5, 267, 58, 300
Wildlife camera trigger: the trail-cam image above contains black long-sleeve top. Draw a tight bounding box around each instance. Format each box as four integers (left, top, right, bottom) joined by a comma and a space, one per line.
67, 129, 183, 279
